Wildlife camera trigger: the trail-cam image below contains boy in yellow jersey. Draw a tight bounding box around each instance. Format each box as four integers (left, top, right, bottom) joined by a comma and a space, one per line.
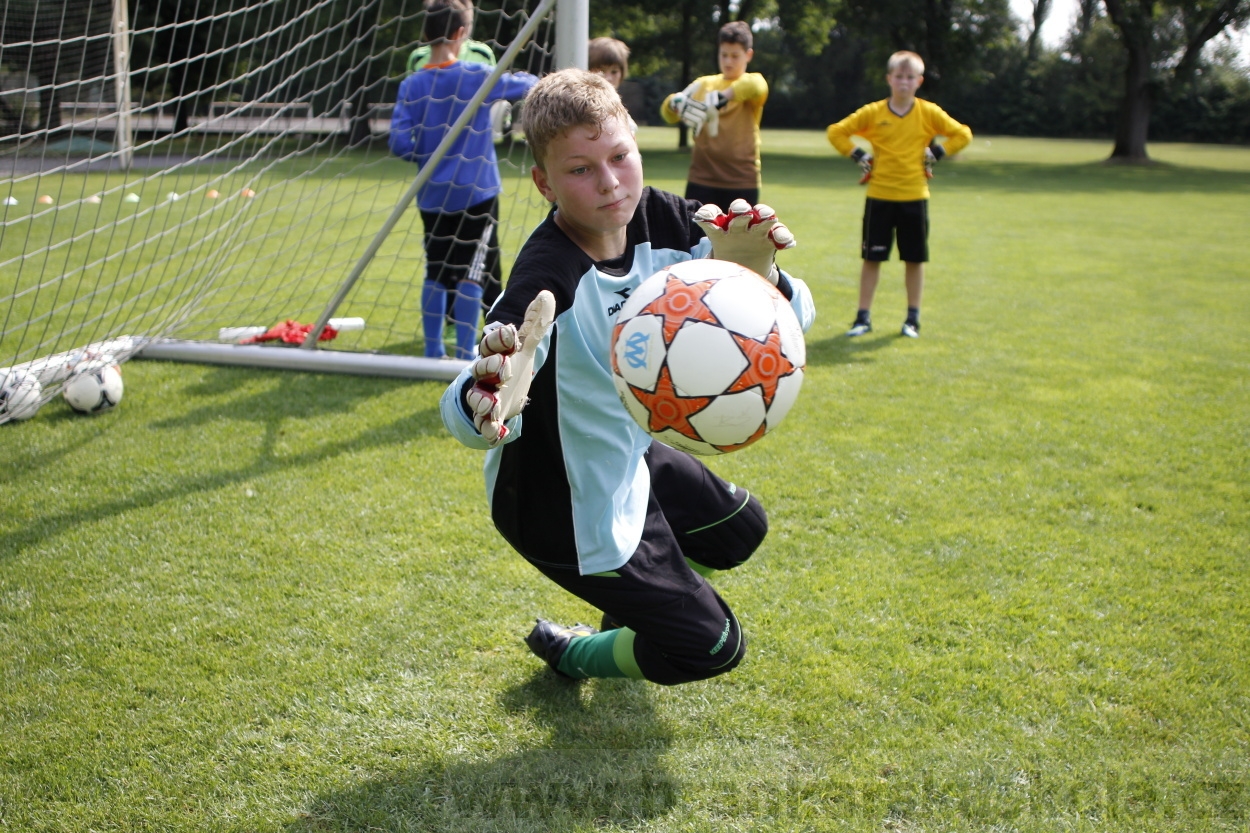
660, 21, 768, 208
827, 51, 972, 338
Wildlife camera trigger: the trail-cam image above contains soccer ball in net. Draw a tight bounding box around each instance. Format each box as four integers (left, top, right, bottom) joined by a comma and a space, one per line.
63, 363, 124, 414
0, 369, 43, 422
610, 259, 805, 456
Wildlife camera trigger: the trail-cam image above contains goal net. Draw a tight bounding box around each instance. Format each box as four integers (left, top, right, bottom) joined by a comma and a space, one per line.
0, 0, 572, 423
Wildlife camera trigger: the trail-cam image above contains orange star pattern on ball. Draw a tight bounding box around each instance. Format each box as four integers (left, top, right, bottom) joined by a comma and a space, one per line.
627, 362, 713, 442
725, 325, 797, 407
645, 275, 720, 344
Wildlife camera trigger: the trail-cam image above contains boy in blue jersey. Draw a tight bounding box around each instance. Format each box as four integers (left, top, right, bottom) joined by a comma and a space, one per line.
439, 69, 816, 685
390, 0, 537, 359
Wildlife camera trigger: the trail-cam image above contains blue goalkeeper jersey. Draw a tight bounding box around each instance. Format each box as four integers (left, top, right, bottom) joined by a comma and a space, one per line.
440, 188, 817, 575
389, 61, 537, 213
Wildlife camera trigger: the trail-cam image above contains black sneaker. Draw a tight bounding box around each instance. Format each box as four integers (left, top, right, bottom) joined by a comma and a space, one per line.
846, 319, 872, 337
901, 321, 920, 338
525, 618, 598, 678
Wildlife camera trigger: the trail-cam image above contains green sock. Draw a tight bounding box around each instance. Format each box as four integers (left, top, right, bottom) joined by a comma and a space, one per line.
556, 628, 644, 680
685, 557, 717, 579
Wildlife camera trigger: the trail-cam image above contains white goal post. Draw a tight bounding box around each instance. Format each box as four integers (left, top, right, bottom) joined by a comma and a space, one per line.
0, 0, 589, 423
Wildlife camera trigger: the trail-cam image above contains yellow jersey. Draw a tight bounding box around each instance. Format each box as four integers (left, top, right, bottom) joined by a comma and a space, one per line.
662, 73, 768, 190
827, 98, 972, 202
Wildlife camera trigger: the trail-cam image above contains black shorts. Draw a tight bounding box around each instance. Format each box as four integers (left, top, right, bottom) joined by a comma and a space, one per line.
419, 197, 502, 296
521, 442, 768, 685
862, 197, 928, 263
685, 181, 759, 211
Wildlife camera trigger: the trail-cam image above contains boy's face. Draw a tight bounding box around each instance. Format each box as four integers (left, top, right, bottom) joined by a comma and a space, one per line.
887, 63, 923, 99
591, 65, 624, 89
531, 115, 642, 241
718, 43, 752, 81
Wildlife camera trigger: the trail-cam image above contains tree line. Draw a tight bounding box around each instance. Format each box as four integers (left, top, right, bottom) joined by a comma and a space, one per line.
600, 0, 1250, 159
2, 0, 1247, 160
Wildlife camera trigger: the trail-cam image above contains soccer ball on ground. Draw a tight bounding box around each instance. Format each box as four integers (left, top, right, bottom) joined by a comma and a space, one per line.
63, 362, 124, 414
610, 258, 805, 456
0, 368, 43, 422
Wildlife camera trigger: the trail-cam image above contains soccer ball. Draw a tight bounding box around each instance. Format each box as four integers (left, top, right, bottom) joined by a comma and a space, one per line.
610, 258, 805, 456
63, 363, 124, 414
0, 368, 43, 422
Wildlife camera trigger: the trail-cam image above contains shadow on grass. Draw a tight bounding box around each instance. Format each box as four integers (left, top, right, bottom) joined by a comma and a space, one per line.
1, 366, 445, 558
805, 330, 896, 367
285, 672, 678, 833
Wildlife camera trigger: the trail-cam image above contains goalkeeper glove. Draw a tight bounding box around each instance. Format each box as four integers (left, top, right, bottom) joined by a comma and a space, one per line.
924, 143, 946, 179
669, 92, 711, 137
851, 147, 874, 185
465, 290, 555, 447
693, 199, 797, 284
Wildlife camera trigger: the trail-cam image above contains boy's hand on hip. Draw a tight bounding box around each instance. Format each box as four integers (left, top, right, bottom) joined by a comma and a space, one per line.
851, 148, 873, 184
923, 144, 944, 179
694, 200, 797, 284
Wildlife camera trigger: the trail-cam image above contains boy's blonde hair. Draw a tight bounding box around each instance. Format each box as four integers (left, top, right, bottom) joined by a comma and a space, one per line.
522, 69, 631, 169
588, 37, 630, 77
887, 50, 924, 75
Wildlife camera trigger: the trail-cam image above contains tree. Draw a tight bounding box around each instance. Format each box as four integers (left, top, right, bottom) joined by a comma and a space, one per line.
1102, 0, 1250, 161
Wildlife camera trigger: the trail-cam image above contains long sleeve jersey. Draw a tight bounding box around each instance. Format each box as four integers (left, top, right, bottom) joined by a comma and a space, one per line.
661, 73, 769, 190
389, 61, 537, 212
440, 187, 817, 576
827, 98, 972, 202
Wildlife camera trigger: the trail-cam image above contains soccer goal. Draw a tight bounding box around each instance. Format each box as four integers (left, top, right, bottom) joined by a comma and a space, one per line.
0, 0, 585, 424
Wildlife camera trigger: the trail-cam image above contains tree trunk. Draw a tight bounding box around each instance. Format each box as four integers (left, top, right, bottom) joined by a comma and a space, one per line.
1109, 42, 1151, 161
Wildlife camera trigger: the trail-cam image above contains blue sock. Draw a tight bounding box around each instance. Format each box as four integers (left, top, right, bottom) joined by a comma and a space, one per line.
452, 281, 484, 359
421, 281, 448, 358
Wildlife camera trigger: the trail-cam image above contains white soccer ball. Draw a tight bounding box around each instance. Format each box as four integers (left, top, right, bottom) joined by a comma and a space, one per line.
63, 363, 124, 414
610, 258, 806, 456
0, 369, 43, 422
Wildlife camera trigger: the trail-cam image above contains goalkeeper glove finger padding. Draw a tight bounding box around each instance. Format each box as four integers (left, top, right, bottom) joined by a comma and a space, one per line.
694, 200, 797, 284
468, 290, 555, 446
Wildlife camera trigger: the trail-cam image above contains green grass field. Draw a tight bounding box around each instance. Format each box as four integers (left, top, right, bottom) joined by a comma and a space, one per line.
2, 132, 1248, 832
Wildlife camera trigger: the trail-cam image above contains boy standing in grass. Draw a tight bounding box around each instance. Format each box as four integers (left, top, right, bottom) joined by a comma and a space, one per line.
827, 50, 972, 339
390, 0, 537, 359
439, 69, 814, 685
660, 21, 768, 208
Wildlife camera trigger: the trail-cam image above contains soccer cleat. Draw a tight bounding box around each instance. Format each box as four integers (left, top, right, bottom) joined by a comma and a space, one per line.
846, 320, 872, 337
525, 618, 598, 678
901, 321, 920, 338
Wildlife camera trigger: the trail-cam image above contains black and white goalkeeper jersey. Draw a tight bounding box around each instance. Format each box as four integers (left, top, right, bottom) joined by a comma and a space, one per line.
439, 187, 816, 575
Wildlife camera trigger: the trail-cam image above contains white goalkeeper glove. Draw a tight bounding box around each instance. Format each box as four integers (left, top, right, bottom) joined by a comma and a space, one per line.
670, 92, 711, 137
693, 199, 797, 284
465, 290, 555, 447
851, 147, 873, 185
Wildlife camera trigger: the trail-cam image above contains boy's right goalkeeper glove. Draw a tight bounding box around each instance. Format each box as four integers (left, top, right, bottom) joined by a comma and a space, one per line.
669, 92, 711, 137
851, 148, 873, 185
923, 143, 946, 179
465, 290, 555, 447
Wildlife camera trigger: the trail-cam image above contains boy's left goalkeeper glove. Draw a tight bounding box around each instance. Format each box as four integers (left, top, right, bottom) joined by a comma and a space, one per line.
693, 199, 797, 284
